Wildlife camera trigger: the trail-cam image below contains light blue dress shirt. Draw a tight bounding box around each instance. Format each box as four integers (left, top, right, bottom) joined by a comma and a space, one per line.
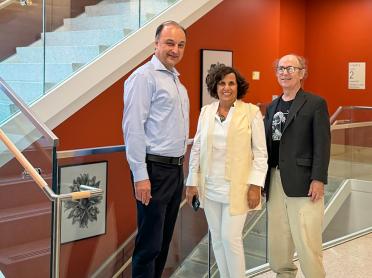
123, 55, 189, 182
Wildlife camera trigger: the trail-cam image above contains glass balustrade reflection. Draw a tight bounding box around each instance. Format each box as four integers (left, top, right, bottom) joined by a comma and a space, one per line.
0, 81, 56, 278
0, 0, 180, 123
0, 0, 43, 123
56, 144, 212, 278
323, 107, 372, 243
57, 148, 135, 277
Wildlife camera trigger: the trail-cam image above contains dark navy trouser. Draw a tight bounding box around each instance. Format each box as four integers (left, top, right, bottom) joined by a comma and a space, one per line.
131, 161, 184, 278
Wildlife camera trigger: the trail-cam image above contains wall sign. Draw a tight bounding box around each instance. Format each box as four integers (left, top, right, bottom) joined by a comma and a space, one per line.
348, 62, 366, 90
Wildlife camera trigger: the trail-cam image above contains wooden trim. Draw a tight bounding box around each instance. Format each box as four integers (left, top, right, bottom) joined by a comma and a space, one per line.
331, 121, 372, 131
0, 0, 15, 10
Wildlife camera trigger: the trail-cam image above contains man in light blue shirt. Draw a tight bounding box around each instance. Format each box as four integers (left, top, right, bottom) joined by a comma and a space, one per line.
123, 21, 189, 278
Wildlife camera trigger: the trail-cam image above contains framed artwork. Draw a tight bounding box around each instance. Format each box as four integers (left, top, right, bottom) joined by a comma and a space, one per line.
58, 161, 108, 244
200, 49, 233, 108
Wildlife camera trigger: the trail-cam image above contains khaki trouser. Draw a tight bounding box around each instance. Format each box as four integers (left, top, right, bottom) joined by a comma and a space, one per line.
267, 168, 326, 278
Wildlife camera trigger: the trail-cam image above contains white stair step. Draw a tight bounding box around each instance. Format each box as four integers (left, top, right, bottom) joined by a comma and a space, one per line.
14, 45, 108, 63
32, 28, 132, 46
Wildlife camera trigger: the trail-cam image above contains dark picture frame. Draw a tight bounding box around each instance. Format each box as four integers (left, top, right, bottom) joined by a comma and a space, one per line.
58, 161, 108, 244
200, 49, 233, 108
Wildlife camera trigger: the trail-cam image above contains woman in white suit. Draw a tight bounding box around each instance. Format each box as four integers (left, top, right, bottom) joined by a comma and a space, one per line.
186, 64, 268, 278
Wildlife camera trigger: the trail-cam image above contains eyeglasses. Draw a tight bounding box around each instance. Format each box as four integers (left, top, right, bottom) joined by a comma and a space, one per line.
276, 66, 303, 74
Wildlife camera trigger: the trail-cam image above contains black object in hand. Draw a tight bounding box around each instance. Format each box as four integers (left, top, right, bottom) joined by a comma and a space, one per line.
192, 195, 200, 211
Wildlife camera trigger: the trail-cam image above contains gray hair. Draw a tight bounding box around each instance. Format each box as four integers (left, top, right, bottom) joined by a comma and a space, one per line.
273, 54, 308, 80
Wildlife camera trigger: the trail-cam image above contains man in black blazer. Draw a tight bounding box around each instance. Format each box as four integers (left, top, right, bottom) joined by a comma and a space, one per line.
264, 54, 330, 278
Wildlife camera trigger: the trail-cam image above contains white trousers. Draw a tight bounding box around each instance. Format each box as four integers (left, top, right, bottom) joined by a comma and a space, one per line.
267, 168, 325, 278
204, 198, 247, 278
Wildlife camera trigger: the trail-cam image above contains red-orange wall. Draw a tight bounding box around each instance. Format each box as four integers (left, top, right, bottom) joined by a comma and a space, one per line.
305, 0, 372, 114
278, 0, 306, 56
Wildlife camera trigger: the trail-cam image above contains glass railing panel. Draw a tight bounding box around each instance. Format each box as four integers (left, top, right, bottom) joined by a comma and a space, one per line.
0, 1, 43, 63
0, 78, 58, 277
1, 0, 180, 122
348, 108, 372, 181
345, 126, 372, 181
43, 0, 139, 100
1, 79, 57, 187
243, 206, 268, 272
56, 148, 136, 277
329, 107, 372, 181
203, 207, 268, 277
56, 143, 212, 278
330, 107, 351, 125
43, 0, 179, 101
167, 202, 209, 278
140, 0, 178, 26
350, 108, 372, 124
0, 0, 44, 122
323, 108, 372, 244
329, 127, 353, 181
331, 106, 372, 125
167, 145, 210, 278
0, 139, 53, 278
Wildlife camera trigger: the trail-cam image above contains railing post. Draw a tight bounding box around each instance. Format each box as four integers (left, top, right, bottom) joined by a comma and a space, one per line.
208, 230, 211, 278
51, 198, 62, 278
138, 0, 142, 28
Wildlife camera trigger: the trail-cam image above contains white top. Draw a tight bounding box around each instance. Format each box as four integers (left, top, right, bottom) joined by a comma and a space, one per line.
189, 107, 268, 203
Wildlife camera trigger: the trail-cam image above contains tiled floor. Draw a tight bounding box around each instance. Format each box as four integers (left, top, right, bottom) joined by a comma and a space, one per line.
253, 232, 372, 278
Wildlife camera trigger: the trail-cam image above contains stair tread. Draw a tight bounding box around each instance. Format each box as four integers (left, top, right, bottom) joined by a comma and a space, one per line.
244, 248, 266, 258
0, 202, 51, 222
0, 238, 50, 264
17, 45, 108, 49
246, 229, 266, 237
49, 27, 127, 34
1, 61, 84, 65
0, 175, 52, 187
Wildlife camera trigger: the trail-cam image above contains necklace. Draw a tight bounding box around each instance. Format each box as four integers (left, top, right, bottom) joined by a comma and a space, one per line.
217, 111, 226, 122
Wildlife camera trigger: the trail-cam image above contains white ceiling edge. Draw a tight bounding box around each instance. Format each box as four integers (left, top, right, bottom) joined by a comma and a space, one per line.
31, 0, 223, 130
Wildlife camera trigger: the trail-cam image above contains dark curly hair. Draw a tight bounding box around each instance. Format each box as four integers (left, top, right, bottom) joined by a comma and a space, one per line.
206, 63, 249, 100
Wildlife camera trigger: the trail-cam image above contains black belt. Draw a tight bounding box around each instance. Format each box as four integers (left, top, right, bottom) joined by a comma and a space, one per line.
146, 154, 184, 166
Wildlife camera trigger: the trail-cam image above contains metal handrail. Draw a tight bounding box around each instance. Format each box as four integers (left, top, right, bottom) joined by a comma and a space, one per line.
0, 127, 103, 278
57, 139, 194, 159
0, 0, 31, 9
330, 106, 372, 125
57, 144, 126, 159
331, 120, 372, 131
0, 128, 96, 200
0, 0, 14, 9
0, 78, 59, 146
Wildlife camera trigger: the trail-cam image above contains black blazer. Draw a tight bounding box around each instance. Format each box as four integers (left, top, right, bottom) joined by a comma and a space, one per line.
264, 89, 331, 199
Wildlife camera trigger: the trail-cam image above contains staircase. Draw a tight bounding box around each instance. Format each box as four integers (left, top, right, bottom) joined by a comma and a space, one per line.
0, 0, 177, 124
170, 176, 346, 277
0, 170, 52, 278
